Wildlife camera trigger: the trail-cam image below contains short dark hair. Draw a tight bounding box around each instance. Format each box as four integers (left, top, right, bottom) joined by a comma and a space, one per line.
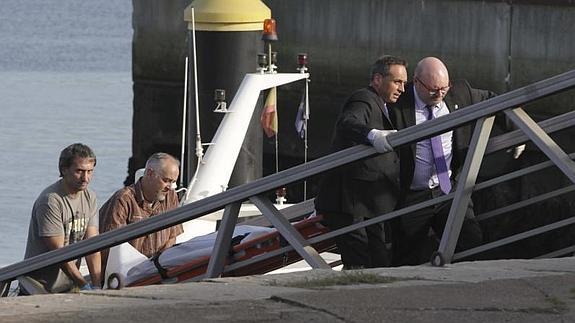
370, 55, 408, 80
58, 143, 97, 177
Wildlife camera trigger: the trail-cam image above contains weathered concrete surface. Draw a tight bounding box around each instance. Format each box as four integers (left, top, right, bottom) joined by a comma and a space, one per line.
2, 257, 575, 322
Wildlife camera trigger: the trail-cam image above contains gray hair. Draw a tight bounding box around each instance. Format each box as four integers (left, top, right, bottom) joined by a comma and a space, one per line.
145, 152, 180, 173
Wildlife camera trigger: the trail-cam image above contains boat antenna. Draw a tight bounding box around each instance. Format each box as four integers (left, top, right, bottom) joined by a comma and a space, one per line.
183, 7, 203, 202
191, 6, 202, 166
179, 56, 189, 188
303, 69, 309, 199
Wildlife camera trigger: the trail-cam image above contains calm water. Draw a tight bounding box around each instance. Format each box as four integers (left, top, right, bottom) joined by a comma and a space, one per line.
0, 0, 133, 266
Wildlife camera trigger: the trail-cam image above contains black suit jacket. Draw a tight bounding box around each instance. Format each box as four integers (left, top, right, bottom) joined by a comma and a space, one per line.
390, 80, 497, 193
315, 87, 400, 218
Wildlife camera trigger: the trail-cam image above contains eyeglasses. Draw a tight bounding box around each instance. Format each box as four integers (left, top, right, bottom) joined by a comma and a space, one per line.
416, 77, 450, 96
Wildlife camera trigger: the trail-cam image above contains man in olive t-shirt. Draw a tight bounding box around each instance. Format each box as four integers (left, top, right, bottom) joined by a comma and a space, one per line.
20, 143, 102, 294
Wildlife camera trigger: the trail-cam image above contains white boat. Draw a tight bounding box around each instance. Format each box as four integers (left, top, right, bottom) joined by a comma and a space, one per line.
103, 70, 340, 289
177, 72, 311, 241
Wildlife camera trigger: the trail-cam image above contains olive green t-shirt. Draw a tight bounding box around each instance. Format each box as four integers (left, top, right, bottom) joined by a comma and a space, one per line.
22, 179, 98, 293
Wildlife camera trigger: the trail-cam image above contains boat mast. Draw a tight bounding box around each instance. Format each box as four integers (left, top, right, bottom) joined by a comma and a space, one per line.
179, 56, 189, 189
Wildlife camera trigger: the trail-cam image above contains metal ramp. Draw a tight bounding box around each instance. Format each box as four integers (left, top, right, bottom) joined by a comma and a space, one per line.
2, 69, 575, 292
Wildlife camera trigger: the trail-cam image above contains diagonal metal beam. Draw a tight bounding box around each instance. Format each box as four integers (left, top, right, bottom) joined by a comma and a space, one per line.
434, 117, 495, 266
485, 109, 575, 155
475, 154, 575, 193
505, 107, 575, 184
241, 199, 315, 227
477, 185, 575, 222
205, 202, 241, 278
249, 195, 330, 269
226, 161, 575, 273
536, 245, 575, 259
453, 216, 575, 261
222, 195, 455, 274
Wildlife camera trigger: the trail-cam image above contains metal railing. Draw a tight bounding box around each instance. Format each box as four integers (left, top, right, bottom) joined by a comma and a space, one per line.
2, 69, 575, 288
221, 109, 575, 275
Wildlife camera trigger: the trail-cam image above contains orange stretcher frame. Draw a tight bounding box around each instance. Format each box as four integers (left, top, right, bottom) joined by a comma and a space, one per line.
128, 216, 336, 287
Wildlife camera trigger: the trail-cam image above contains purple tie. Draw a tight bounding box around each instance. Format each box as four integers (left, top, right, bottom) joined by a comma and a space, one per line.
426, 105, 452, 194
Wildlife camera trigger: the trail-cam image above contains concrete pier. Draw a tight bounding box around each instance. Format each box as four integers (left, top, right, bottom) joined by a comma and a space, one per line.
2, 257, 575, 322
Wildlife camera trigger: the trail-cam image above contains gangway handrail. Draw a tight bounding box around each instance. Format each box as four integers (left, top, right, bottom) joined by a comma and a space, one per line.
454, 215, 575, 260
1, 69, 575, 284
387, 69, 575, 148
202, 105, 575, 279
222, 119, 575, 274
484, 109, 575, 155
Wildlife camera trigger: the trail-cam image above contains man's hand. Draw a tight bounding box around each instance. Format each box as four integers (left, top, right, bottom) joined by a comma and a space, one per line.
80, 283, 94, 291
372, 129, 397, 153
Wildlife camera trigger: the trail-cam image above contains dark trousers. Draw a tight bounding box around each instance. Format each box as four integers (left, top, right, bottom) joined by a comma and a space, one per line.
392, 187, 483, 266
322, 212, 391, 268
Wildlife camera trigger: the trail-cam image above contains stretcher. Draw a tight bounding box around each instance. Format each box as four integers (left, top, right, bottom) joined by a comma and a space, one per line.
107, 215, 335, 289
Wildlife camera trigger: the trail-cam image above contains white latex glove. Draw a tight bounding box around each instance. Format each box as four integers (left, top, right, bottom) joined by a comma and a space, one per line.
513, 144, 526, 159
372, 129, 397, 153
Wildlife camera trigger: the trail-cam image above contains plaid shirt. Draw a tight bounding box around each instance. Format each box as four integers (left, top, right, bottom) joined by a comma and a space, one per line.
99, 180, 183, 257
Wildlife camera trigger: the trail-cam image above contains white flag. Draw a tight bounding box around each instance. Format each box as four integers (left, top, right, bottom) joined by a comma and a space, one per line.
294, 92, 307, 139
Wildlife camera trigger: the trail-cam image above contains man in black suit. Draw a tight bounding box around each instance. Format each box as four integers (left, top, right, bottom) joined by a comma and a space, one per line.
390, 57, 491, 265
315, 55, 407, 269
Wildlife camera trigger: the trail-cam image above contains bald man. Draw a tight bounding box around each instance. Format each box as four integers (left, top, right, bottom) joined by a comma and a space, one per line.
389, 57, 488, 266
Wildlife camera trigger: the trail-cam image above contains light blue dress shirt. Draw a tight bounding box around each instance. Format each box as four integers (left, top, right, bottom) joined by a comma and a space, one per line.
410, 86, 453, 190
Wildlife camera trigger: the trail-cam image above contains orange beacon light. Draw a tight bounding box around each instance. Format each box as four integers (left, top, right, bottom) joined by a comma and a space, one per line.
262, 18, 278, 42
